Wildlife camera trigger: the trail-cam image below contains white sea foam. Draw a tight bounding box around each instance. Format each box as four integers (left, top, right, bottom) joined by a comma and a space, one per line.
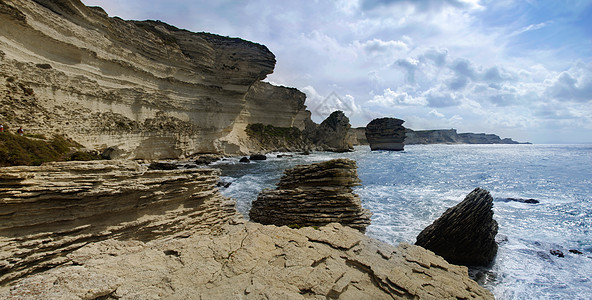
217, 145, 592, 298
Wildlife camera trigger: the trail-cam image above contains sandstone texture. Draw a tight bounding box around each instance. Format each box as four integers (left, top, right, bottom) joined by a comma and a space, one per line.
0, 222, 493, 299
0, 161, 493, 299
416, 188, 499, 266
0, 160, 238, 284
347, 127, 368, 146
306, 111, 353, 152
365, 117, 406, 151
250, 159, 371, 232
0, 0, 313, 157
405, 129, 528, 144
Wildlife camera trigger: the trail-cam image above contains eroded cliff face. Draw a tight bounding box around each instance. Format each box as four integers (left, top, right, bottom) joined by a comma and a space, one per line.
0, 160, 239, 285
0, 0, 312, 158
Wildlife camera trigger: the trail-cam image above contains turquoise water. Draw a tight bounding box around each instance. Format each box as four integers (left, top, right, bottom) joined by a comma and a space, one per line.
215, 144, 592, 299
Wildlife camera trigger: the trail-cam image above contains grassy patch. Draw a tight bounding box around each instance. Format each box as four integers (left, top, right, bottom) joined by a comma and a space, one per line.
0, 133, 94, 166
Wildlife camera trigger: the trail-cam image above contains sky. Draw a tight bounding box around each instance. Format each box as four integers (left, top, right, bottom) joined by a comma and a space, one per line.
80, 0, 592, 143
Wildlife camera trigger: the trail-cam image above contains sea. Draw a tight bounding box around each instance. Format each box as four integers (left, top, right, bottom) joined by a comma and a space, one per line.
213, 144, 592, 299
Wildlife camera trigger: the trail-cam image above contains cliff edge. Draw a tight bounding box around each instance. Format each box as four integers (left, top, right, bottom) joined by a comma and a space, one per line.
0, 0, 314, 158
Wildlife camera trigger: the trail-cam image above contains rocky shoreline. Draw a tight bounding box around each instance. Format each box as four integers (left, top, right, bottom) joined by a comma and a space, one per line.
0, 1, 502, 298
0, 159, 494, 299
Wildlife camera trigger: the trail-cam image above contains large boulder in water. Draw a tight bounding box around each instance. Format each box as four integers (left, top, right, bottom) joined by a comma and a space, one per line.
415, 188, 498, 266
249, 158, 371, 232
365, 117, 406, 151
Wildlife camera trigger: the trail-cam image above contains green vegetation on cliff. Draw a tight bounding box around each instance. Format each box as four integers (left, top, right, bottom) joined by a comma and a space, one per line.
245, 123, 311, 151
0, 133, 100, 166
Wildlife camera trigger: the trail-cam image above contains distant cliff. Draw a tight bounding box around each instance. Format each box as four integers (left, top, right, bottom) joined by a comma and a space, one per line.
0, 0, 319, 158
350, 128, 528, 145
405, 129, 529, 144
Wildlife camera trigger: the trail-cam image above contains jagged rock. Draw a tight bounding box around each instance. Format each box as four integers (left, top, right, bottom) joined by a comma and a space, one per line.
0, 160, 239, 284
306, 111, 353, 152
365, 117, 406, 151
249, 154, 267, 160
550, 250, 565, 258
0, 222, 493, 299
216, 181, 232, 188
498, 197, 540, 204
249, 159, 371, 232
416, 188, 499, 266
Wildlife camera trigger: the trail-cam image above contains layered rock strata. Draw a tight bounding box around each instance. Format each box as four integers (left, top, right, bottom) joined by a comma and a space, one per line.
0, 0, 312, 157
347, 127, 368, 146
0, 222, 494, 299
306, 111, 353, 152
0, 160, 238, 284
416, 188, 499, 266
0, 161, 493, 298
365, 117, 406, 151
250, 159, 371, 231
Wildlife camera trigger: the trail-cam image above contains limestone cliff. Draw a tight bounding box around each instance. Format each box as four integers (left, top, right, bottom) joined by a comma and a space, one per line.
351, 127, 528, 145
348, 127, 368, 146
0, 0, 312, 158
406, 129, 529, 144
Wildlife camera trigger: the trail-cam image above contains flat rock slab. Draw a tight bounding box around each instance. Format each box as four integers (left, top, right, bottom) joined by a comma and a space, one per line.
0, 223, 493, 299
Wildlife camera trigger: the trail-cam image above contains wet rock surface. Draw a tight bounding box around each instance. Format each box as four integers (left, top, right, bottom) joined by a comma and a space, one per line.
416, 188, 499, 266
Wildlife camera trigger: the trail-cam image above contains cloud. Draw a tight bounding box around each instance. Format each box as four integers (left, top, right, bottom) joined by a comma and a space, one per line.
509, 22, 548, 37
394, 57, 419, 83
546, 63, 592, 102
420, 48, 448, 66
428, 109, 444, 118
360, 39, 408, 54
80, 0, 592, 143
368, 88, 428, 106
424, 87, 461, 107
303, 86, 363, 122
360, 0, 483, 12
